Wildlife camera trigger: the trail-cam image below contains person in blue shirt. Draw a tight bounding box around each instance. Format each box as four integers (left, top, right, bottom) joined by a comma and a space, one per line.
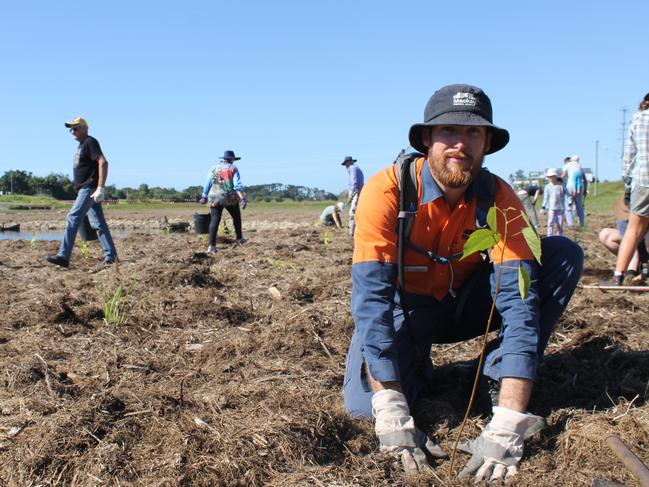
198, 150, 247, 253
561, 155, 586, 227
341, 156, 364, 237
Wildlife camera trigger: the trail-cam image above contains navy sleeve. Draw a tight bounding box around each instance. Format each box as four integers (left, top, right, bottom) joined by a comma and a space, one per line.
488, 258, 541, 380
351, 261, 401, 382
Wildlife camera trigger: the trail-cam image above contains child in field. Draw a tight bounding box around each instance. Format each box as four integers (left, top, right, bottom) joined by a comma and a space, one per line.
542, 168, 565, 236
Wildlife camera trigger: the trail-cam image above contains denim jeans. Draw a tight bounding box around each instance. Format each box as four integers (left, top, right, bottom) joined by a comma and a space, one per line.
57, 187, 117, 262
343, 236, 583, 418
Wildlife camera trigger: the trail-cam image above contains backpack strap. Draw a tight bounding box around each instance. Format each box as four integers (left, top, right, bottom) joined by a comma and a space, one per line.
473, 168, 496, 228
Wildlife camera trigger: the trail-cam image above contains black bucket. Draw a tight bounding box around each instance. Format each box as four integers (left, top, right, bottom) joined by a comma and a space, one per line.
78, 215, 98, 241
193, 213, 211, 234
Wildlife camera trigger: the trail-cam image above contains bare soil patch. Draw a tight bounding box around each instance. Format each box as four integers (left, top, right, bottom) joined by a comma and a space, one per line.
0, 207, 647, 486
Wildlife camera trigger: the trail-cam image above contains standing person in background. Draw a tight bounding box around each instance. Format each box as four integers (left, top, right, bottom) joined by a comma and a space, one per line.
516, 183, 541, 229
542, 168, 565, 236
45, 117, 117, 269
562, 155, 586, 227
603, 93, 649, 285
341, 156, 364, 237
199, 150, 247, 254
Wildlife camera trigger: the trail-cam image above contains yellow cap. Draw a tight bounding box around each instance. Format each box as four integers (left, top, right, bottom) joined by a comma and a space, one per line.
64, 117, 88, 128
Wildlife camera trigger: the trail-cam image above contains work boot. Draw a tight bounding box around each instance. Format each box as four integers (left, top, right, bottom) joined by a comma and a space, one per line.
45, 255, 69, 268
599, 274, 624, 286
625, 269, 646, 284
207, 245, 217, 254
236, 237, 247, 245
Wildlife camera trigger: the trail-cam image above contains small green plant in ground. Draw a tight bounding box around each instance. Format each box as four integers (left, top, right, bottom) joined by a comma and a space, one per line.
77, 240, 90, 259
449, 206, 541, 475
322, 230, 332, 248
100, 283, 129, 327
266, 257, 299, 271
29, 235, 37, 248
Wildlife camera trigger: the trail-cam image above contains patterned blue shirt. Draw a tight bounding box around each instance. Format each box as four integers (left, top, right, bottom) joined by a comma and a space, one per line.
623, 110, 649, 188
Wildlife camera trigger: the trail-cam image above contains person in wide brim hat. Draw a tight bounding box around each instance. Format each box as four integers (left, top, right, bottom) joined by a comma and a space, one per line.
408, 84, 510, 155
221, 150, 241, 161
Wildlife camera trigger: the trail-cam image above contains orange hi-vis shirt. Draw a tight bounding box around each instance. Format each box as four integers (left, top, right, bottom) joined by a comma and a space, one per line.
353, 157, 534, 301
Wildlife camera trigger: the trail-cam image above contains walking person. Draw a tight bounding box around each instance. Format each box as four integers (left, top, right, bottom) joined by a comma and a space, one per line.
199, 150, 247, 253
542, 168, 565, 236
343, 84, 582, 482
341, 156, 364, 237
602, 92, 649, 285
562, 155, 586, 227
45, 117, 117, 268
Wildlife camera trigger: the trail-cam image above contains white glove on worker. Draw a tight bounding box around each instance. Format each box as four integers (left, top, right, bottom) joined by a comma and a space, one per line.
372, 389, 446, 474
458, 406, 545, 483
91, 186, 106, 203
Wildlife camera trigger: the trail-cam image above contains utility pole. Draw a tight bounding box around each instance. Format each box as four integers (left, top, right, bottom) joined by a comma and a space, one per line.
595, 140, 599, 197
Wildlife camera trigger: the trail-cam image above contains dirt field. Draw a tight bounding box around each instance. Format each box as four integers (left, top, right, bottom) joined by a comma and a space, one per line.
0, 205, 647, 486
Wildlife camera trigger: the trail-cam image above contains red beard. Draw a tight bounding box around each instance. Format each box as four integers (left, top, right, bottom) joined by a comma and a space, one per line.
429, 150, 483, 188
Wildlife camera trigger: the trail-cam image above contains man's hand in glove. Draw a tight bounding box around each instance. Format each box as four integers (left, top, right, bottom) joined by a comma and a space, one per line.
372, 389, 446, 475
240, 197, 247, 209
91, 187, 105, 203
458, 406, 545, 483
199, 196, 207, 205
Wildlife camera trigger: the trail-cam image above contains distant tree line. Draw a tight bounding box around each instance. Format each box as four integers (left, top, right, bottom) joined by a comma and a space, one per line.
0, 170, 340, 202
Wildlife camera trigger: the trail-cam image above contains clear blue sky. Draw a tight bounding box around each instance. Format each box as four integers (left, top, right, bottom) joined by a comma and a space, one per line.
0, 1, 647, 194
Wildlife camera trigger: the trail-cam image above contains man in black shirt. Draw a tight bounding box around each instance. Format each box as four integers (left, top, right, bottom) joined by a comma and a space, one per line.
45, 117, 117, 268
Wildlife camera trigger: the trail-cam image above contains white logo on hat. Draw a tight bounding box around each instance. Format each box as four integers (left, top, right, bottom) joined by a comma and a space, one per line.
453, 92, 477, 107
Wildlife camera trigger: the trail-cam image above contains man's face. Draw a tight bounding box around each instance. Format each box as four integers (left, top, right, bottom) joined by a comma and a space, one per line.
423, 125, 491, 189
69, 125, 88, 141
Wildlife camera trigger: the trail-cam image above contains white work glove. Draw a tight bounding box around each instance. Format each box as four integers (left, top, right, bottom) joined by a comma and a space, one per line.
458, 406, 545, 483
372, 389, 446, 474
91, 186, 106, 203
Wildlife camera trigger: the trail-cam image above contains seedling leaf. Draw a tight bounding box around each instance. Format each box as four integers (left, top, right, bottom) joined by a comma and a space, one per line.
486, 207, 497, 233
461, 228, 500, 260
518, 265, 530, 301
522, 226, 542, 264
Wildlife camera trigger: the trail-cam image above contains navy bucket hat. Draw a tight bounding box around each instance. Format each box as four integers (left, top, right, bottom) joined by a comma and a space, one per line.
221, 150, 241, 161
408, 84, 510, 155
341, 156, 357, 166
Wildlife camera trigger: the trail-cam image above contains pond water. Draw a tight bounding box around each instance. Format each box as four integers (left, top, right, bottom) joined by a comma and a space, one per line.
0, 231, 130, 241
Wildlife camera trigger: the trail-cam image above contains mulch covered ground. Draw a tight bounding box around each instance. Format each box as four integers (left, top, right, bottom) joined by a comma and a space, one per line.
0, 206, 647, 486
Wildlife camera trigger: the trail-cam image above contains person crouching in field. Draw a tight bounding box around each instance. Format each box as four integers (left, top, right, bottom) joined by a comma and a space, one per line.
343, 83, 583, 482
599, 193, 649, 283
198, 150, 247, 254
542, 168, 565, 236
319, 202, 344, 229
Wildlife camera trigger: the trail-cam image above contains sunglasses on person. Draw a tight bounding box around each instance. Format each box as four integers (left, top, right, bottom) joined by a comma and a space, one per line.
69, 126, 83, 132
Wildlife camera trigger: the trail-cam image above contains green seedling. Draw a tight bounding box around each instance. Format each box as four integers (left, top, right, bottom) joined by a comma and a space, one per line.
78, 239, 91, 259
322, 231, 332, 248
221, 222, 232, 236
449, 206, 541, 475
29, 235, 37, 249
100, 283, 129, 327
267, 257, 299, 271
199, 234, 208, 245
